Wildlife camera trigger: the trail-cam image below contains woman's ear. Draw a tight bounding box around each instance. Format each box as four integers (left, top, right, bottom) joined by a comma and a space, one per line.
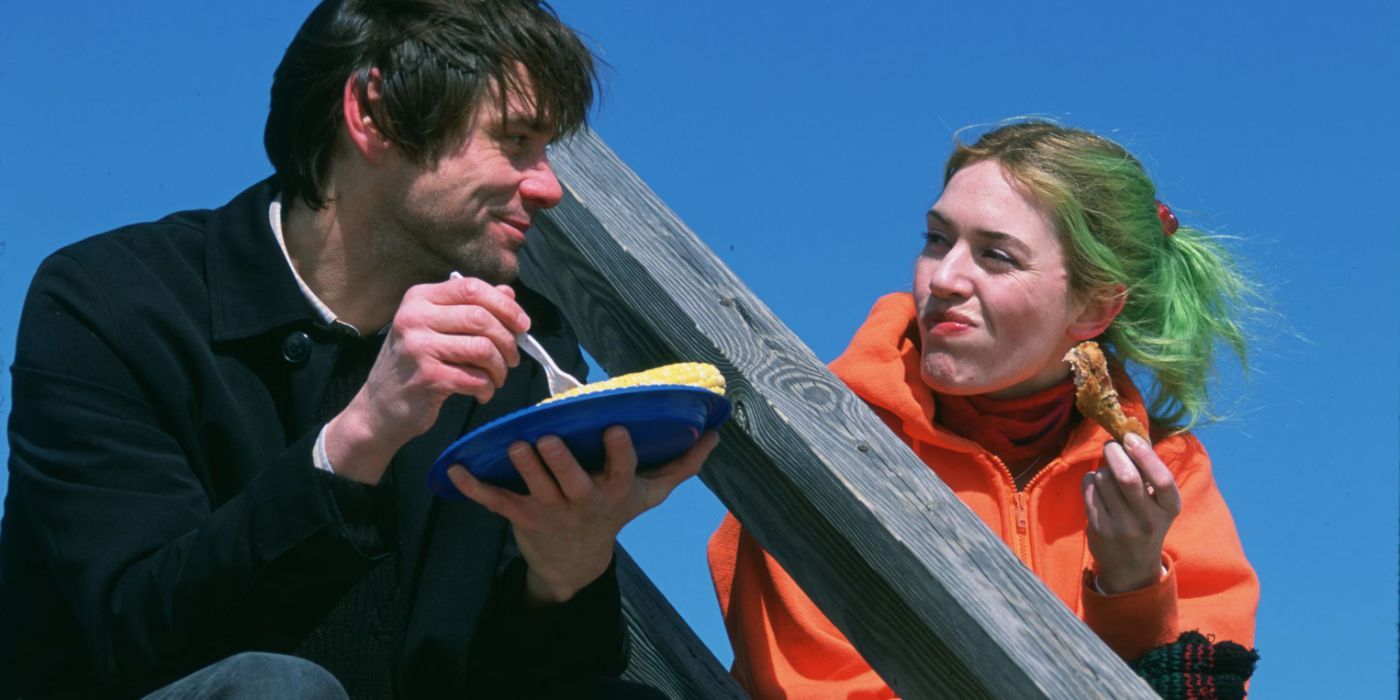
1068, 284, 1126, 341
342, 67, 391, 163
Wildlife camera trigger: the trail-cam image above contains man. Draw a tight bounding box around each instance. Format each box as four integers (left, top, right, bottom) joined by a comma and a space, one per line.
0, 1, 714, 697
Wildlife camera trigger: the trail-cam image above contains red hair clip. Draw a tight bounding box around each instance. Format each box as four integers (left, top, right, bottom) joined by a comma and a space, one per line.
1155, 200, 1179, 237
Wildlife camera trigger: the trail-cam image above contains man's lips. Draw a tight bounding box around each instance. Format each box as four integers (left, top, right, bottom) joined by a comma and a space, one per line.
500, 217, 531, 234
495, 217, 532, 244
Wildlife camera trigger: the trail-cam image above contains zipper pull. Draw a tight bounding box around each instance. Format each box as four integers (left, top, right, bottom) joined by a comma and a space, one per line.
1014, 492, 1029, 532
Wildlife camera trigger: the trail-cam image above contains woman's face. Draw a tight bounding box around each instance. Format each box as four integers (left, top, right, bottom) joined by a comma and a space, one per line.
914, 160, 1089, 398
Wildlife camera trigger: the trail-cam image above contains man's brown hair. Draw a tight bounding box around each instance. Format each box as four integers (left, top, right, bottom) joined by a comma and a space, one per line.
264, 0, 598, 209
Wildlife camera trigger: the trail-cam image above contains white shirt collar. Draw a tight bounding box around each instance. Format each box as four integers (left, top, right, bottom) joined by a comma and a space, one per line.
269, 197, 366, 336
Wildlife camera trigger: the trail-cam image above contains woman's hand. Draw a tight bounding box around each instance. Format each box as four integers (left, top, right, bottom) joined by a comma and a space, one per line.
1082, 432, 1182, 594
449, 426, 718, 605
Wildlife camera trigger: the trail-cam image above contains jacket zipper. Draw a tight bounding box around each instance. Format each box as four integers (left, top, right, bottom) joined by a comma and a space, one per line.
988, 454, 1037, 566
1013, 491, 1030, 564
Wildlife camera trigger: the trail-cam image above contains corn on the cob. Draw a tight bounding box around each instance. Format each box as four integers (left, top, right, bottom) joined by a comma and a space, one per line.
538, 362, 725, 405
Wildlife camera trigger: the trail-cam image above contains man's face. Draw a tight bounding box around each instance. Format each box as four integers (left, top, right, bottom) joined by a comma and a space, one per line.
374, 81, 563, 285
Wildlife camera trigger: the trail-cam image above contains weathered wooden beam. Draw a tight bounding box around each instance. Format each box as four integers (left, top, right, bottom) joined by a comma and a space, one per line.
521, 129, 1156, 698
615, 549, 747, 699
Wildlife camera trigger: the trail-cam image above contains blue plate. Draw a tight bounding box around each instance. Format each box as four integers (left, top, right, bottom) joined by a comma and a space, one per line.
428, 385, 732, 499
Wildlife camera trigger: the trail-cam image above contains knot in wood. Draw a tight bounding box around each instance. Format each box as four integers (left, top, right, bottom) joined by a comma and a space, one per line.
732, 400, 749, 429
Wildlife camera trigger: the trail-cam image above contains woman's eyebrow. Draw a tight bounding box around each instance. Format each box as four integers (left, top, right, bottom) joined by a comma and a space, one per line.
974, 229, 1032, 256
926, 210, 1032, 254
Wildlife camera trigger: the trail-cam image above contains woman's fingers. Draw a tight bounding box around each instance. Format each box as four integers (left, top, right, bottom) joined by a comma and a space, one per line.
1122, 433, 1182, 515
1102, 441, 1149, 502
1082, 472, 1106, 532
1102, 439, 1181, 524
1091, 465, 1130, 525
1085, 438, 1180, 595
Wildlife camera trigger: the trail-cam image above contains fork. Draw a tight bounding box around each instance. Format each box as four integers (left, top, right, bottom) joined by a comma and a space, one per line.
450, 272, 583, 396
514, 330, 584, 396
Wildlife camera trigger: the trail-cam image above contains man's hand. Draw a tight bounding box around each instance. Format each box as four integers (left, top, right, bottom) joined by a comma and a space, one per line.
1082, 432, 1182, 594
448, 426, 719, 605
326, 275, 529, 484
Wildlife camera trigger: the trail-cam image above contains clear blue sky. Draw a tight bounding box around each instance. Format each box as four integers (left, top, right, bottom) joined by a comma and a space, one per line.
2, 2, 1396, 697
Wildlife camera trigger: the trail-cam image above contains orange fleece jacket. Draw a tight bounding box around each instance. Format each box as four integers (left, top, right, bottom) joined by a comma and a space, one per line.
708, 293, 1258, 699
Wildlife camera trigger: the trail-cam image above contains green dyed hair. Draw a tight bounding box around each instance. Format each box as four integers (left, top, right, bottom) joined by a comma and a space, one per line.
945, 121, 1260, 432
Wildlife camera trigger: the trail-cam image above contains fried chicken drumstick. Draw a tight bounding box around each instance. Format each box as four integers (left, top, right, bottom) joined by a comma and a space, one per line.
1064, 341, 1149, 443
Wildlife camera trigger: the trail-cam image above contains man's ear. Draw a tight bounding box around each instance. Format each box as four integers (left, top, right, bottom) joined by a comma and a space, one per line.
343, 67, 391, 163
1068, 283, 1126, 341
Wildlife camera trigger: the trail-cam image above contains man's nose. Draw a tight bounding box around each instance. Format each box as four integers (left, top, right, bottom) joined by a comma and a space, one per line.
520, 156, 563, 209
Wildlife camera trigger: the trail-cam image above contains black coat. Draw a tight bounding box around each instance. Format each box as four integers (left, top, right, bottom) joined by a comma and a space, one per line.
0, 180, 625, 698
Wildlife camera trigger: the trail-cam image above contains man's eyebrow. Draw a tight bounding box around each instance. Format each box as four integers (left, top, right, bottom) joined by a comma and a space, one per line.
502, 110, 554, 133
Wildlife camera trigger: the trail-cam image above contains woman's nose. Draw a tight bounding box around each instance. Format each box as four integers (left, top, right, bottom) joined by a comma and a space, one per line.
927, 246, 974, 299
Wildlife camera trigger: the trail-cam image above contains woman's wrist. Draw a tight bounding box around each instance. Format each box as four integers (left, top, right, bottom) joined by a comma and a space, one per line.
1094, 562, 1168, 595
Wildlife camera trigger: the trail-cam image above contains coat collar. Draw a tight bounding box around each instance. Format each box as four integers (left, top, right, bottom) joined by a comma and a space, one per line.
206, 178, 321, 342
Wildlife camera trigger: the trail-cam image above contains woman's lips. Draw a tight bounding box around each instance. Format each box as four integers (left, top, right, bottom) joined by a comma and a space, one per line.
931, 321, 973, 336
927, 311, 976, 336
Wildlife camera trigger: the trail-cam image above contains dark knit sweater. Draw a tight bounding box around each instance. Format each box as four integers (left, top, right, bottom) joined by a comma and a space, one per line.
291, 332, 400, 699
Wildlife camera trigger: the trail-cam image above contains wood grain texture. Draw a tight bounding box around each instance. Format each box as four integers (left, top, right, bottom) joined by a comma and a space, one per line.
520, 129, 1156, 698
616, 548, 747, 699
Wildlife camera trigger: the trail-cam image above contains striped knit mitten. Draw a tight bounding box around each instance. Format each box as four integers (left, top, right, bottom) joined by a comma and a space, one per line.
1129, 630, 1259, 699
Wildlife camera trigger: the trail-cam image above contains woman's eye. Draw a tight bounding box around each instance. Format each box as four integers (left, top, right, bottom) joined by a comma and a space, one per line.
923, 230, 950, 248
982, 248, 1017, 266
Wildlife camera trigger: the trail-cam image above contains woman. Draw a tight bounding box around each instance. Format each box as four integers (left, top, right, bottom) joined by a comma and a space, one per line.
709, 121, 1261, 698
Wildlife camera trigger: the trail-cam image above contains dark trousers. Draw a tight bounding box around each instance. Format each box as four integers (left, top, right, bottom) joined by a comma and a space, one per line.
141, 652, 668, 699
141, 653, 346, 699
